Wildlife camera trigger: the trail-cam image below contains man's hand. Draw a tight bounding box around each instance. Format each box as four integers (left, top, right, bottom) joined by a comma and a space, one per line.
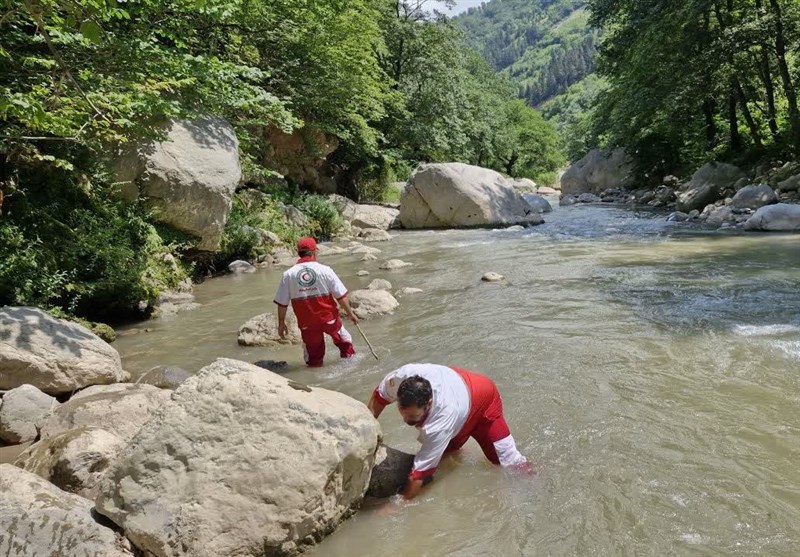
376, 495, 405, 517
278, 321, 288, 339
347, 311, 359, 326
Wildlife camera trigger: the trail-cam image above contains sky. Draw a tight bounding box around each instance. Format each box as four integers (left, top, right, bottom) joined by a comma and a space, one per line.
448, 0, 487, 15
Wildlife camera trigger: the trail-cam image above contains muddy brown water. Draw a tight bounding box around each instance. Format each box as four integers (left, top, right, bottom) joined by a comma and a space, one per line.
114, 203, 800, 556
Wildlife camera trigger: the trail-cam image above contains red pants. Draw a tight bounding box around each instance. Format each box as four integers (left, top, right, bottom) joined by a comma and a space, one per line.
445, 367, 511, 464
300, 318, 355, 367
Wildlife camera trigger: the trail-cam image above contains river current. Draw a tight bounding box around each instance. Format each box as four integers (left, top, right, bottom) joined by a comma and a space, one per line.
115, 202, 800, 556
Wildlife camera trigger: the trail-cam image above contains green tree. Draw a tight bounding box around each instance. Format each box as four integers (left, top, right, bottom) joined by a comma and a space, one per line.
493, 99, 565, 179
589, 0, 800, 175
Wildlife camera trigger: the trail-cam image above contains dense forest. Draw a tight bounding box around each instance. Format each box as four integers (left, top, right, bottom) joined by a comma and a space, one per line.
589, 0, 800, 176
0, 0, 562, 323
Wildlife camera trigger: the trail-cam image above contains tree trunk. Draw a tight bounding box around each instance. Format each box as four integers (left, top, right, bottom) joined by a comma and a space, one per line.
729, 87, 742, 151
734, 78, 763, 148
768, 0, 800, 152
755, 0, 780, 137
759, 49, 780, 137
505, 152, 518, 176
704, 97, 717, 151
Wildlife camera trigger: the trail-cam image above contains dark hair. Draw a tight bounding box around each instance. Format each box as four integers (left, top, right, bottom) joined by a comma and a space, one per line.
298, 249, 314, 257
397, 376, 432, 408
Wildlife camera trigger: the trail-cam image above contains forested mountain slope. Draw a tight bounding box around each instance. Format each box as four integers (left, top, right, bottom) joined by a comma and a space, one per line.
457, 0, 598, 108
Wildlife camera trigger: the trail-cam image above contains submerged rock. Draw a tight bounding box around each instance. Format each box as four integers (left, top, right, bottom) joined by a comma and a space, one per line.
237, 311, 300, 346
348, 290, 400, 319
253, 360, 289, 372
481, 272, 505, 282
522, 193, 553, 214
394, 287, 424, 297
667, 211, 690, 222
228, 260, 256, 273
366, 445, 415, 498
577, 193, 602, 203
379, 259, 413, 271
367, 279, 393, 291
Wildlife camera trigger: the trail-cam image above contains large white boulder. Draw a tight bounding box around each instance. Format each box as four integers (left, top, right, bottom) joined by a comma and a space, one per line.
330, 195, 400, 230
0, 384, 58, 443
731, 184, 778, 209
0, 306, 127, 395
114, 117, 242, 251
511, 177, 538, 191
400, 163, 543, 229
15, 426, 127, 500
560, 149, 634, 195
744, 203, 800, 231
677, 163, 747, 213
237, 310, 301, 346
0, 464, 134, 557
348, 290, 400, 319
96, 358, 380, 557
41, 383, 172, 441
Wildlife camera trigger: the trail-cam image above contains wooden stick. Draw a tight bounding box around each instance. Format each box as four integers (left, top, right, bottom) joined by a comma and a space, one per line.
355, 322, 379, 360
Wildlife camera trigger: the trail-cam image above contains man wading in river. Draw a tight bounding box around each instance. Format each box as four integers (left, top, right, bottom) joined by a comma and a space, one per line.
274, 237, 359, 367
368, 363, 530, 500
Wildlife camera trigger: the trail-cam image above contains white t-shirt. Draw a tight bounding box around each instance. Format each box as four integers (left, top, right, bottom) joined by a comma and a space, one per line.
273, 259, 348, 326
376, 363, 470, 476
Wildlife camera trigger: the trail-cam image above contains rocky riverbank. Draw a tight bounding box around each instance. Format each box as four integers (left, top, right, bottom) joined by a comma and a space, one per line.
558, 148, 800, 232
0, 307, 388, 556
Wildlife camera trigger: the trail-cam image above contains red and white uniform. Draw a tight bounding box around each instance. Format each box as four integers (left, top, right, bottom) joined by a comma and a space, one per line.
372, 363, 526, 480
274, 257, 354, 367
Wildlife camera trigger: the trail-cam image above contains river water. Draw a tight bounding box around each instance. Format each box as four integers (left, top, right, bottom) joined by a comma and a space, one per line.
115, 202, 800, 556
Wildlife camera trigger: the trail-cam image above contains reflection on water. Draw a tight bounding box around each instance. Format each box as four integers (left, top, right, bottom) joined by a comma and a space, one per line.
115, 203, 800, 556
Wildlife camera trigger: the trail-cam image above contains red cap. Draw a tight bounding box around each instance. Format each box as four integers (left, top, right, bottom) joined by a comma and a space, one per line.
297, 237, 317, 253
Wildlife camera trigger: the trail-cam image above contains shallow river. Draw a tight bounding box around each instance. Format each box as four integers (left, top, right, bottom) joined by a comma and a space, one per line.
116, 202, 800, 556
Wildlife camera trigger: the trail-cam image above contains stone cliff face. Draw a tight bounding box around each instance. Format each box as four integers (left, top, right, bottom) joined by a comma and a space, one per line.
256, 124, 340, 194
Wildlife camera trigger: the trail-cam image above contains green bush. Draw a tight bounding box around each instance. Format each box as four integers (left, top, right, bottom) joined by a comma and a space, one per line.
294, 194, 342, 239
0, 168, 185, 321
217, 189, 300, 265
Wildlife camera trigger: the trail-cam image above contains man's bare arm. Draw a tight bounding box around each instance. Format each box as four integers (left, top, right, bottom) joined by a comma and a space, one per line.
367, 392, 385, 418
401, 477, 425, 500
277, 305, 288, 338
337, 295, 359, 325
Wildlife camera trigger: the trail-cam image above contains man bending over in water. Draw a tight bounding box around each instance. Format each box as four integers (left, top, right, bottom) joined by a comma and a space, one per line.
367, 363, 530, 501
